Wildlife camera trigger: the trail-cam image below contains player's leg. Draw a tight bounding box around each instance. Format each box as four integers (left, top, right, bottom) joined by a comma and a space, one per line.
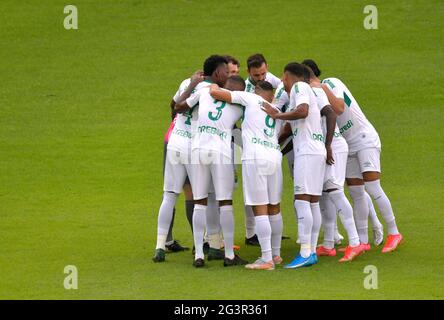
153, 150, 187, 262
213, 155, 247, 266
318, 193, 337, 254
346, 152, 370, 246
267, 161, 283, 264
308, 156, 325, 258
358, 148, 402, 252
206, 192, 224, 260
365, 191, 384, 246
189, 151, 211, 267
244, 205, 259, 245
183, 181, 194, 232
285, 155, 317, 269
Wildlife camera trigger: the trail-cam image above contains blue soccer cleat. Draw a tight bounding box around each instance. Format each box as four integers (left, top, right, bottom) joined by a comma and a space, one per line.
311, 253, 318, 265
284, 254, 316, 269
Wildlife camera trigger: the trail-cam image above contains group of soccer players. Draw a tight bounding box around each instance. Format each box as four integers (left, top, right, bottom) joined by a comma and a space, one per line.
153, 53, 403, 270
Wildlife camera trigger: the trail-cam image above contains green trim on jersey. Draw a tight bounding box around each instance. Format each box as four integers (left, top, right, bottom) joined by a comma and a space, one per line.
322, 79, 336, 89
344, 92, 352, 107
275, 86, 285, 99
293, 83, 299, 94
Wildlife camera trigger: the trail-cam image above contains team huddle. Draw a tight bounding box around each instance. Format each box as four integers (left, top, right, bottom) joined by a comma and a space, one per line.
153, 54, 403, 270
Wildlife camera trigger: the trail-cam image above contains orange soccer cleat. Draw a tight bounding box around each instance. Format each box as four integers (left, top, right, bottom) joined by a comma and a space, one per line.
273, 255, 283, 265
316, 246, 337, 256
339, 243, 367, 262
382, 234, 403, 253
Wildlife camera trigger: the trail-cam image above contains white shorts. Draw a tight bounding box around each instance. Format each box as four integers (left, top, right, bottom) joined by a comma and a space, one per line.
346, 147, 381, 179
323, 151, 348, 191
293, 154, 326, 196
163, 149, 195, 194
242, 159, 282, 206
191, 150, 234, 201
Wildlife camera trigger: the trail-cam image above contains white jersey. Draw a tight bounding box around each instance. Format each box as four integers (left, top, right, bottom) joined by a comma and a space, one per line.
168, 80, 210, 154
186, 85, 243, 159
287, 81, 326, 156
322, 77, 381, 153
230, 91, 282, 164
312, 87, 349, 154
245, 72, 281, 93
274, 82, 290, 112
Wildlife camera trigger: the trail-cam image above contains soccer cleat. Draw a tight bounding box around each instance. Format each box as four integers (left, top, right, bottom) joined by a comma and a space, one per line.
373, 226, 384, 246
339, 244, 367, 262
207, 248, 225, 261
382, 234, 403, 253
245, 234, 260, 246
282, 235, 291, 240
166, 240, 189, 252
362, 243, 371, 251
223, 255, 248, 267
284, 254, 316, 269
233, 244, 241, 251
316, 246, 337, 257
334, 233, 344, 245
273, 255, 283, 265
311, 253, 318, 264
193, 258, 205, 268
245, 258, 275, 270
152, 249, 165, 263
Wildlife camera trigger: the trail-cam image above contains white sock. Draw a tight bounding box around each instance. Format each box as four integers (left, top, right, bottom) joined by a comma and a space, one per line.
255, 215, 272, 261
365, 180, 399, 235
192, 204, 207, 260
156, 192, 178, 250
269, 213, 283, 257
220, 205, 235, 259
320, 193, 336, 249
310, 202, 322, 253
205, 193, 221, 249
348, 185, 369, 244
294, 200, 312, 258
365, 191, 383, 229
244, 205, 256, 238
329, 190, 360, 247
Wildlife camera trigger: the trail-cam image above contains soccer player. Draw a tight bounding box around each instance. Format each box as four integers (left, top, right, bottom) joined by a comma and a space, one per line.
302, 67, 367, 262
224, 55, 240, 76
302, 59, 384, 247
209, 80, 284, 270
175, 55, 248, 268
153, 71, 208, 262
262, 62, 328, 268
308, 61, 403, 252
243, 53, 281, 246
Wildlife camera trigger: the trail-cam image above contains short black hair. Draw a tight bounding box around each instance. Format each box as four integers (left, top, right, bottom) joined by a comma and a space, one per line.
223, 55, 240, 67
284, 62, 310, 81
203, 55, 228, 76
255, 80, 273, 92
247, 53, 267, 70
302, 59, 321, 77
226, 75, 246, 90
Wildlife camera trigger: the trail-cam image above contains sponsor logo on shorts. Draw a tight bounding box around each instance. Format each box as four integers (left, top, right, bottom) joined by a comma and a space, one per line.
294, 185, 303, 192
363, 161, 372, 168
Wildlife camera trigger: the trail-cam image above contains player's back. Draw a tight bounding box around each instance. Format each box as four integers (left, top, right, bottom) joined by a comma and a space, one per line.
322, 77, 380, 153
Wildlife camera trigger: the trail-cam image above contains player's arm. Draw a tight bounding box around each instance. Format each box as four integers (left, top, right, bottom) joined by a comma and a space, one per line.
169, 99, 176, 120
278, 122, 292, 144
209, 84, 233, 103
262, 101, 308, 120
320, 105, 337, 165
321, 83, 345, 115
174, 71, 204, 113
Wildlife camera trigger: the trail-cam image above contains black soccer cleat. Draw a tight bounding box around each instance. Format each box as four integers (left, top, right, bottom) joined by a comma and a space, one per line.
166, 240, 189, 252
245, 234, 260, 246
282, 235, 291, 240
152, 249, 165, 263
223, 254, 248, 267
207, 248, 225, 261
193, 258, 205, 268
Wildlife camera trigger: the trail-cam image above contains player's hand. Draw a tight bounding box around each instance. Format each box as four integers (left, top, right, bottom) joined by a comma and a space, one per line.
261, 101, 279, 119
310, 79, 322, 88
326, 146, 335, 165
190, 70, 204, 84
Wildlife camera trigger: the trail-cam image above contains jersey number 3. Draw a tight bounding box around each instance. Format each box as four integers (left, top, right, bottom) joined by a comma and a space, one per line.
208, 100, 226, 121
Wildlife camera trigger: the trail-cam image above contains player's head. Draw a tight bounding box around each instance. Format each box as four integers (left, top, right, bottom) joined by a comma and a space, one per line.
224, 55, 240, 76
282, 62, 309, 93
254, 80, 274, 103
247, 53, 269, 84
303, 63, 317, 80
302, 59, 321, 78
224, 75, 246, 91
203, 55, 229, 86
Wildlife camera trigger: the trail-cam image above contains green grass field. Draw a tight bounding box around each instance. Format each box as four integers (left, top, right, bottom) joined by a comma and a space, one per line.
1, 0, 443, 299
